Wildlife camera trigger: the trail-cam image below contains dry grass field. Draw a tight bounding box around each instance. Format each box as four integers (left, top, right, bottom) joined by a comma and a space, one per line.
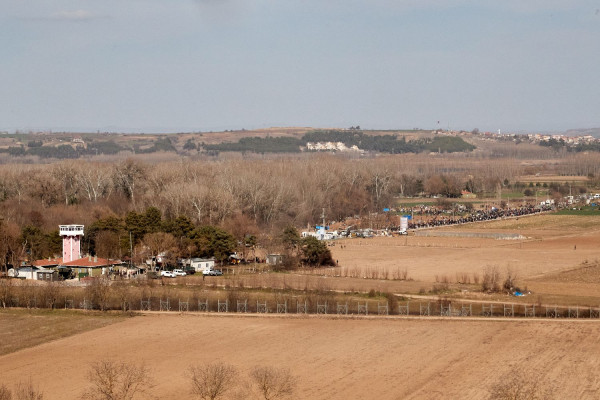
325, 214, 600, 301
172, 213, 600, 308
0, 309, 126, 356
1, 313, 600, 399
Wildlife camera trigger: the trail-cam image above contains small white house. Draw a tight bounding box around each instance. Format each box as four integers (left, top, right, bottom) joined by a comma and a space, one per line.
182, 258, 215, 273
8, 267, 57, 281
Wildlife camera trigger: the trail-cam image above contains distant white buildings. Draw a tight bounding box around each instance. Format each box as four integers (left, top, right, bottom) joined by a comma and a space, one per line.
306, 142, 361, 152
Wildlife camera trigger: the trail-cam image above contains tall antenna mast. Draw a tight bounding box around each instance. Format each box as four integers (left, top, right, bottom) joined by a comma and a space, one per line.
321, 208, 326, 228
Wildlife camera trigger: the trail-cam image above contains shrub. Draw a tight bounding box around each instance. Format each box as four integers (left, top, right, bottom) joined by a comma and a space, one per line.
250, 366, 297, 400
84, 278, 112, 311
13, 380, 44, 400
384, 292, 398, 314
503, 269, 518, 293
188, 362, 237, 400
0, 385, 11, 400
80, 360, 154, 400
482, 266, 501, 293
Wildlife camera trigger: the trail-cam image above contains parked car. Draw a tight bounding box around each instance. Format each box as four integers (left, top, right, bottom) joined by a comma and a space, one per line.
209, 269, 223, 276
173, 269, 187, 277
160, 270, 176, 278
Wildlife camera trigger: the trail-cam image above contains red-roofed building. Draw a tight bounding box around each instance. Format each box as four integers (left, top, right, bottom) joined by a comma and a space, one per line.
32, 257, 63, 268
461, 190, 477, 199
62, 256, 123, 278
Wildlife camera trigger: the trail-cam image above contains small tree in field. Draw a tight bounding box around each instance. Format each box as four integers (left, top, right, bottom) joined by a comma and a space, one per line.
250, 366, 297, 400
0, 384, 11, 400
5, 380, 44, 400
188, 362, 236, 400
84, 277, 111, 311
15, 383, 43, 400
0, 279, 15, 308
488, 369, 553, 400
80, 360, 154, 400
482, 265, 501, 293
299, 237, 334, 267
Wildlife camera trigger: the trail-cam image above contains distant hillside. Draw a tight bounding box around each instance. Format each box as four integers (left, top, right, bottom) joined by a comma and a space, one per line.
564, 128, 600, 138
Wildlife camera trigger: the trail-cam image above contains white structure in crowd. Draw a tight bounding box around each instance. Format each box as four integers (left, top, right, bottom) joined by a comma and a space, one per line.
60, 225, 84, 263
301, 226, 340, 241
400, 216, 409, 233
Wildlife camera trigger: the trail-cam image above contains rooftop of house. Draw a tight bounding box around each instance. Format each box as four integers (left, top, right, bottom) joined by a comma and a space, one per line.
61, 257, 122, 268
33, 257, 63, 267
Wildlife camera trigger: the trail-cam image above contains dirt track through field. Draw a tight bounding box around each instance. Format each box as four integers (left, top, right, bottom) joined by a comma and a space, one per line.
2, 314, 600, 399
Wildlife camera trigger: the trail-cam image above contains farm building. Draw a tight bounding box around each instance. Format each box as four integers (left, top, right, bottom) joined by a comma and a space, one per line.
180, 258, 215, 273
61, 256, 123, 278
8, 266, 57, 281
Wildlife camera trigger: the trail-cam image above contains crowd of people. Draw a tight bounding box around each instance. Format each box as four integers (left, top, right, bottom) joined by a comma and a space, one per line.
406, 204, 553, 229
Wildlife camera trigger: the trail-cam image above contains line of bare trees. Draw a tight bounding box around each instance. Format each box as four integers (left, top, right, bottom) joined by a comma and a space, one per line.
79, 360, 296, 400
1, 153, 599, 267
0, 154, 578, 228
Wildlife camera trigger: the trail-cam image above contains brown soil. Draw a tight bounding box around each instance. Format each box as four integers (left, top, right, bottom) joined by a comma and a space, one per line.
1, 314, 599, 399
329, 215, 600, 284
0, 309, 125, 356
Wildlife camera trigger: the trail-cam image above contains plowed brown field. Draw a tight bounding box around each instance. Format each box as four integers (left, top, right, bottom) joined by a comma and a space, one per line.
1, 314, 600, 399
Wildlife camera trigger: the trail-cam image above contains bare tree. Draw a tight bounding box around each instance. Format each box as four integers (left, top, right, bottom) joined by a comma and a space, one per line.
78, 164, 112, 203
0, 384, 11, 400
482, 265, 501, 293
250, 366, 297, 400
13, 380, 44, 400
80, 360, 155, 400
84, 278, 111, 311
41, 282, 62, 310
52, 161, 79, 205
188, 362, 237, 400
113, 159, 146, 208
141, 232, 176, 271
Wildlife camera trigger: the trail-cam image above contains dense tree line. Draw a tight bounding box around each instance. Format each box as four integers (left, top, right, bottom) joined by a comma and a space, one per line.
205, 130, 476, 154
204, 137, 303, 153
0, 137, 177, 159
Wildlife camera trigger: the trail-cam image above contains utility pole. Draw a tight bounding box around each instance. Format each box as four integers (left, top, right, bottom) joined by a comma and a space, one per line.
129, 231, 133, 268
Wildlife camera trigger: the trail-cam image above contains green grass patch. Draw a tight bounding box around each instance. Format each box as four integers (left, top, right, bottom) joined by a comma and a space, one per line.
555, 207, 600, 216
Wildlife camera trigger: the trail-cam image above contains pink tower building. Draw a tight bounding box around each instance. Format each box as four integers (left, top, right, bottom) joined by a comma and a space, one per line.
59, 225, 84, 263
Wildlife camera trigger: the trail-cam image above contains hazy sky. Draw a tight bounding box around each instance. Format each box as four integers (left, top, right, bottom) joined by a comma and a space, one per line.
1, 1, 599, 133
